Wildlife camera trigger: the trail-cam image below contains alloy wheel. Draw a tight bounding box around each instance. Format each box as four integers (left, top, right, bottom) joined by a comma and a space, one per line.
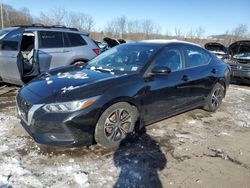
211, 88, 224, 108
104, 108, 132, 142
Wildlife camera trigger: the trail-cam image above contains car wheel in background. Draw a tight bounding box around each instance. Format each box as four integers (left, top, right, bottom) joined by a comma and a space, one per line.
204, 83, 225, 112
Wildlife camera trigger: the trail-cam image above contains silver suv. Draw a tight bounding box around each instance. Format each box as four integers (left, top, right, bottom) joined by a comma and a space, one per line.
0, 25, 100, 85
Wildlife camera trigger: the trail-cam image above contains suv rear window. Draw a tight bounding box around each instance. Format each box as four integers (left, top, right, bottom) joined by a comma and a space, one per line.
39, 31, 63, 48
65, 33, 87, 47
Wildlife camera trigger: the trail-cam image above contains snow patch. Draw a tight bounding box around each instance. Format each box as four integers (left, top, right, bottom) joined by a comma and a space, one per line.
74, 172, 89, 186
188, 120, 196, 124
57, 72, 88, 79
61, 86, 80, 93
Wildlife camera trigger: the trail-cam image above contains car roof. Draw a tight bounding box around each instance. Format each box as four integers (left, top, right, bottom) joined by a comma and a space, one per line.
24, 27, 88, 35
10, 25, 89, 36
138, 39, 201, 47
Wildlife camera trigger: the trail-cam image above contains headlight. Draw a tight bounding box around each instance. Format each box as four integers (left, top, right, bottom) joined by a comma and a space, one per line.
42, 96, 100, 113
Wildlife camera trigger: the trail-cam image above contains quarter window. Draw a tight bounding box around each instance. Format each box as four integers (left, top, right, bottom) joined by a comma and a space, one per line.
39, 31, 63, 48
66, 33, 87, 47
184, 46, 211, 68
154, 47, 184, 72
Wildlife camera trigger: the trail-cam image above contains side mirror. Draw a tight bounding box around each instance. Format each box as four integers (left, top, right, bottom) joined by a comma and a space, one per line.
151, 66, 171, 75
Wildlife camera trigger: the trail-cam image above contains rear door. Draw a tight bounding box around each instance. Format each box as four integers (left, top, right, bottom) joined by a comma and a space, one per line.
0, 28, 24, 85
38, 31, 71, 72
180, 44, 216, 105
62, 32, 90, 63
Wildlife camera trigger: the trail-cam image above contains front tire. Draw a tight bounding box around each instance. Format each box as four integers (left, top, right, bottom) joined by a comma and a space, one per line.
94, 102, 138, 148
203, 83, 225, 112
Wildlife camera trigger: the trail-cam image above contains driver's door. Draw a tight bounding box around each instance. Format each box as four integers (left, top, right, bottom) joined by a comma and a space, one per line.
0, 29, 24, 85
142, 45, 191, 123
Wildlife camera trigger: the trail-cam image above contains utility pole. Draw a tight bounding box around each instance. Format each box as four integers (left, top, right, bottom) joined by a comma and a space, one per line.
1, 2, 3, 29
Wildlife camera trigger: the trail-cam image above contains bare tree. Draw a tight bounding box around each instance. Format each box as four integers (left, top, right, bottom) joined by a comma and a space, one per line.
174, 27, 183, 37
117, 16, 127, 38
186, 28, 195, 38
232, 24, 248, 40
38, 7, 66, 26
66, 12, 94, 32
0, 4, 33, 27
195, 26, 205, 38
105, 16, 127, 38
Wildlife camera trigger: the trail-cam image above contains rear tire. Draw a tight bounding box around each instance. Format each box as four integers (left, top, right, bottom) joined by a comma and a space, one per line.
94, 102, 138, 148
203, 83, 225, 112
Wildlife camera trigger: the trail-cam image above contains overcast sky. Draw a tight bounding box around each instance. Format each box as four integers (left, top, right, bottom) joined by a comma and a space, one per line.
2, 0, 250, 36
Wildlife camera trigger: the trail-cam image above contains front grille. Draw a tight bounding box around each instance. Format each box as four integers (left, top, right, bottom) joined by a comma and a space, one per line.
229, 64, 250, 71
16, 95, 32, 122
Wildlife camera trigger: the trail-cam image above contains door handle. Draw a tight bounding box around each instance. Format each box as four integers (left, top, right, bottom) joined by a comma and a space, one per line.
182, 75, 190, 82
211, 68, 217, 74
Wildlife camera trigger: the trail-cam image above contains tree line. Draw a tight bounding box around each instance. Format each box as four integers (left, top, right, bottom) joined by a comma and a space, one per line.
0, 3, 249, 44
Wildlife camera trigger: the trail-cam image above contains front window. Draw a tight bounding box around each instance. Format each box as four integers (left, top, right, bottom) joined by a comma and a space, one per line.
1, 29, 23, 51
85, 44, 160, 74
154, 47, 184, 72
0, 28, 16, 39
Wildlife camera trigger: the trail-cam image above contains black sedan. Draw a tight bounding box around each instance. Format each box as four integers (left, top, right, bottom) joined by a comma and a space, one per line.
16, 40, 231, 148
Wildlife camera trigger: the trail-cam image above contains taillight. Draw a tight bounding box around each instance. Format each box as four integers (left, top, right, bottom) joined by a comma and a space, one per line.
93, 48, 100, 55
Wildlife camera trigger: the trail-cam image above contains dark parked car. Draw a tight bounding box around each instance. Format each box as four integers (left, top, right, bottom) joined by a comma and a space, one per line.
16, 40, 231, 148
204, 42, 228, 60
228, 40, 250, 84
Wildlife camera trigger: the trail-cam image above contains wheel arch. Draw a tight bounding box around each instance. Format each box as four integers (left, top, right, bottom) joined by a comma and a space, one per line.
101, 96, 140, 116
70, 58, 89, 65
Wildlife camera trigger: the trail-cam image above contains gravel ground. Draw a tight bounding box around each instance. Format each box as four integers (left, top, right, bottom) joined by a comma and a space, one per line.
0, 84, 249, 188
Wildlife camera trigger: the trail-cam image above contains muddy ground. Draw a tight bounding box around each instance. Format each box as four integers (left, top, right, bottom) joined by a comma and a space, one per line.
0, 84, 249, 188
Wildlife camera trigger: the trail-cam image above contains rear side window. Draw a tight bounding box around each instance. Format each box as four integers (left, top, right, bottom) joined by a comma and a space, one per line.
1, 30, 22, 51
39, 31, 63, 48
65, 33, 87, 47
183, 45, 211, 68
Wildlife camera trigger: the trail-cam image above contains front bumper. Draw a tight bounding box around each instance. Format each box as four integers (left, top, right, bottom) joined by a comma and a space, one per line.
230, 70, 250, 84
18, 105, 99, 147
229, 63, 250, 84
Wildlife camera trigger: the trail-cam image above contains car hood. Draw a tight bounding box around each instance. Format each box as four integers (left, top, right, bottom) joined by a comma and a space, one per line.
23, 68, 119, 102
204, 42, 226, 53
229, 40, 250, 56
229, 40, 250, 63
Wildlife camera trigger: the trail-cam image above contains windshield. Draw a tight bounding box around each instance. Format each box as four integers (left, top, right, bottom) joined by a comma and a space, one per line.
85, 44, 160, 74
0, 28, 16, 40
233, 44, 250, 59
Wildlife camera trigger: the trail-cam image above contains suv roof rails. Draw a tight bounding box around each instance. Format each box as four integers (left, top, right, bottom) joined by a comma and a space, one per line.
12, 24, 79, 32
